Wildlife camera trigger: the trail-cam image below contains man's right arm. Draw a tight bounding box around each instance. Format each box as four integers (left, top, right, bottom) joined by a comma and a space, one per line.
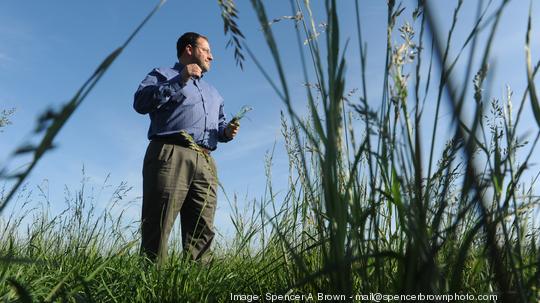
133, 69, 185, 114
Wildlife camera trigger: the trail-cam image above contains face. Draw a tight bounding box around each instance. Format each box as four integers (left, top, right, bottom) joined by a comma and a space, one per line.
191, 37, 213, 73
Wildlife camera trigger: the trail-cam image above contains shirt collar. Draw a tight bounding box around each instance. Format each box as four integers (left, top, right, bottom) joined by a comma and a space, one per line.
173, 62, 184, 72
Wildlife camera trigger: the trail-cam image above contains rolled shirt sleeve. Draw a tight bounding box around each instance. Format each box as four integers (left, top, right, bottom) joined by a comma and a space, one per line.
133, 69, 185, 114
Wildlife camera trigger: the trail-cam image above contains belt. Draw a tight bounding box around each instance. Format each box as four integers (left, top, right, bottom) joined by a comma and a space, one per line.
151, 135, 211, 155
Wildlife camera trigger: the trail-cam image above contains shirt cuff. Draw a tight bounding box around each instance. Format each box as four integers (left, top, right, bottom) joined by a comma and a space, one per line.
218, 127, 234, 142
168, 79, 186, 103
169, 81, 185, 92
155, 86, 173, 108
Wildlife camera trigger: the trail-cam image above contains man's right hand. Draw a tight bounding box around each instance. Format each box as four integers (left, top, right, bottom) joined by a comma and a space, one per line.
180, 63, 203, 83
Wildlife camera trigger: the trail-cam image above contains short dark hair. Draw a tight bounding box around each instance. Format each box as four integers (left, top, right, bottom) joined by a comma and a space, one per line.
176, 32, 208, 59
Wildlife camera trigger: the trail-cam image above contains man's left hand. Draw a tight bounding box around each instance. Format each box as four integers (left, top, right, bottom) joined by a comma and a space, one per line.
225, 120, 240, 139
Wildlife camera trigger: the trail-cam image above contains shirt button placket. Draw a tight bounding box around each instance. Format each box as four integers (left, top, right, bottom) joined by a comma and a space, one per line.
198, 82, 208, 144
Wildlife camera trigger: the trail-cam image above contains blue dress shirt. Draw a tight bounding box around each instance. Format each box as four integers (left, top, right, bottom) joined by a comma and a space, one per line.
134, 63, 231, 150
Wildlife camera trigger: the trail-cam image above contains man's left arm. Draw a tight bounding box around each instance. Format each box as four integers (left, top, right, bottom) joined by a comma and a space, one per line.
218, 99, 239, 142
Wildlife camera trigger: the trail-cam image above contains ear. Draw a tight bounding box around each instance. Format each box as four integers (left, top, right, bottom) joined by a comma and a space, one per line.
185, 44, 194, 56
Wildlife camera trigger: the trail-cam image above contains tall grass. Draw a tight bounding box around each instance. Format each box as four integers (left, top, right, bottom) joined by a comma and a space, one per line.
1, 0, 540, 302
243, 0, 540, 301
0, 109, 15, 132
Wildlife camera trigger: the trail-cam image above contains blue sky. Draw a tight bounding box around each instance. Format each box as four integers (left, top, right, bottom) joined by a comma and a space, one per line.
1, 1, 539, 241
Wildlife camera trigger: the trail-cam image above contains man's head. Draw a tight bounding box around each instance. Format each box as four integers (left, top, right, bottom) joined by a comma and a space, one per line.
177, 32, 213, 73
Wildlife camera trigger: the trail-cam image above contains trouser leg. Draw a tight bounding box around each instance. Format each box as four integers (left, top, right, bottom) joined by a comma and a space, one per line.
140, 142, 194, 263
180, 154, 218, 261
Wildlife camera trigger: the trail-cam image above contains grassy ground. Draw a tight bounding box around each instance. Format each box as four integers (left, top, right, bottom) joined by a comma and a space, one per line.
0, 181, 532, 302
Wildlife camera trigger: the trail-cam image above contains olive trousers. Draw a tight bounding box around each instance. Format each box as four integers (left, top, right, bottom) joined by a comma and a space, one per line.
140, 141, 217, 263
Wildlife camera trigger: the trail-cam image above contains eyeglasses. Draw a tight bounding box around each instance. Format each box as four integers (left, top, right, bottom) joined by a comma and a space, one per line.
193, 45, 212, 55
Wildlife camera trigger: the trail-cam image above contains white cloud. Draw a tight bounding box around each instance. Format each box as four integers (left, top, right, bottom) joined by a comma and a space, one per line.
0, 52, 14, 65
0, 52, 11, 60
216, 121, 283, 163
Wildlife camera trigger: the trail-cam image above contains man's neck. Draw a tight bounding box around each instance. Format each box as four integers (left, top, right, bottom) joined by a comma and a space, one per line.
179, 56, 192, 66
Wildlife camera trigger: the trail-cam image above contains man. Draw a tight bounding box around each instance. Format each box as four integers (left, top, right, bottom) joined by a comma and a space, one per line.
133, 32, 239, 263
